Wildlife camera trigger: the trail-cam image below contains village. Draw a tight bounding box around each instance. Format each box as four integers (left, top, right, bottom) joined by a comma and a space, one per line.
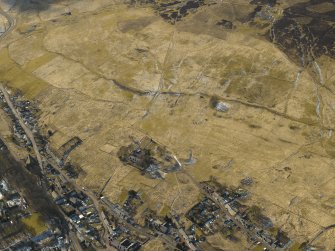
195, 180, 292, 250
0, 86, 188, 250
0, 85, 318, 251
0, 171, 69, 250
117, 136, 182, 179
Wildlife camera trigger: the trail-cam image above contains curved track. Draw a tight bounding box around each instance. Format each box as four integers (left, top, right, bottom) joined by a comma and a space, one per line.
309, 224, 335, 245
0, 7, 15, 39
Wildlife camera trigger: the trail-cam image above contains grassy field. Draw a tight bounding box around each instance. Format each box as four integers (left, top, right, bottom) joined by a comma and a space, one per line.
0, 0, 334, 249
21, 213, 48, 236
0, 48, 49, 98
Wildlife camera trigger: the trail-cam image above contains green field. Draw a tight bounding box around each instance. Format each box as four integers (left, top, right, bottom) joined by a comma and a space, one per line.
21, 213, 48, 236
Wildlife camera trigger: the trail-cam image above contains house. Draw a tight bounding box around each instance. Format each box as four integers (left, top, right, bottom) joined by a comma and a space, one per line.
274, 231, 292, 249
150, 219, 169, 234
82, 207, 95, 217
55, 197, 67, 205
7, 193, 22, 208
117, 239, 141, 251
31, 230, 53, 244
61, 204, 76, 216
215, 101, 229, 112
69, 197, 82, 208
69, 214, 81, 224
0, 180, 9, 192
230, 201, 249, 217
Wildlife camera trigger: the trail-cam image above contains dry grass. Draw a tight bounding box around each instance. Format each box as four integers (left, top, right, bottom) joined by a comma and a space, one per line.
0, 0, 334, 248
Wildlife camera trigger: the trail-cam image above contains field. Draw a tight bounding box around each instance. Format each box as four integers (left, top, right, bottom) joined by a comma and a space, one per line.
21, 213, 48, 236
0, 0, 334, 249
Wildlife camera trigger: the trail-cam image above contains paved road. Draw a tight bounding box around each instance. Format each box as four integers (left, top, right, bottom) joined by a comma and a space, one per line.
0, 9, 91, 251
181, 170, 276, 251
0, 84, 44, 172
0, 6, 270, 251
46, 149, 109, 248
1, 79, 109, 249
1, 82, 177, 250
69, 231, 84, 251
170, 213, 198, 251
101, 198, 179, 250
0, 5, 176, 251
0, 84, 92, 250
208, 192, 275, 251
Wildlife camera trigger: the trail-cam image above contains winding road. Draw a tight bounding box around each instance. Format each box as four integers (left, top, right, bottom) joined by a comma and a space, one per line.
0, 9, 179, 250
0, 7, 15, 40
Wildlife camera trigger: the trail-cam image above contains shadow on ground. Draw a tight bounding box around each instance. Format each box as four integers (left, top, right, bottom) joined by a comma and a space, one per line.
3, 0, 63, 12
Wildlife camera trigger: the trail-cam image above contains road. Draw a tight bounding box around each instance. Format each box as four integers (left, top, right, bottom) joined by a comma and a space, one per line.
0, 10, 90, 251
309, 224, 335, 245
100, 198, 153, 238
1, 82, 178, 250
0, 84, 44, 172
69, 231, 84, 251
170, 212, 198, 251
0, 81, 109, 249
0, 5, 173, 251
0, 7, 15, 40
0, 5, 267, 250
100, 197, 179, 250
45, 149, 109, 248
207, 192, 275, 251
181, 170, 276, 251
0, 84, 93, 250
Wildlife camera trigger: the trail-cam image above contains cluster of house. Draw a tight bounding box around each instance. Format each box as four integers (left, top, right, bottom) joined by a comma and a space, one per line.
102, 189, 195, 251
0, 87, 298, 250
186, 197, 228, 236
100, 178, 203, 250
0, 95, 28, 146
118, 136, 181, 179
0, 89, 80, 182
0, 91, 52, 160
0, 89, 106, 249
99, 189, 151, 250
108, 222, 143, 251
122, 190, 144, 216
62, 162, 79, 179
11, 98, 39, 132
143, 207, 204, 251
11, 228, 69, 251
143, 209, 176, 234
199, 181, 292, 250
0, 179, 27, 220
0, 179, 68, 250
112, 238, 142, 251
0, 92, 42, 149
100, 205, 145, 251
0, 179, 28, 250
45, 164, 103, 247
0, 90, 184, 250
45, 136, 83, 180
